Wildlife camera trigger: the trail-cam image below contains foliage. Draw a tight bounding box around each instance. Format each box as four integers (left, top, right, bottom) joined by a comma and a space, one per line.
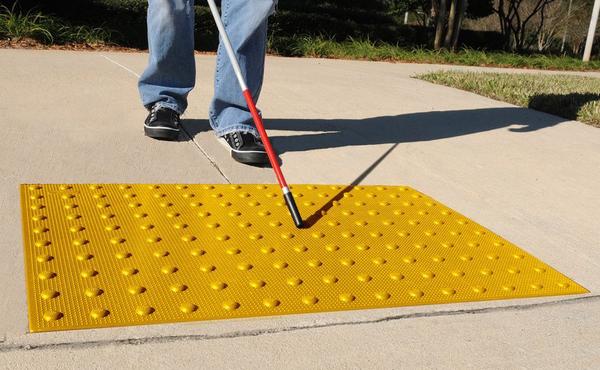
1, 0, 596, 59
466, 0, 494, 18
0, 2, 53, 42
0, 2, 114, 45
493, 0, 559, 52
385, 0, 494, 23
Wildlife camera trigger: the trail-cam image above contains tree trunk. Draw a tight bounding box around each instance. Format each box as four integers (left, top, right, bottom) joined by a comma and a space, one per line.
451, 0, 468, 50
561, 0, 573, 53
431, 1, 439, 31
444, 0, 458, 48
434, 0, 448, 49
495, 0, 513, 50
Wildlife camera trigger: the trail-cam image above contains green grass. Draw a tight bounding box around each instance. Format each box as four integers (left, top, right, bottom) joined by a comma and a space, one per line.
0, 3, 114, 45
0, 3, 54, 42
269, 35, 600, 71
416, 71, 600, 127
58, 24, 114, 45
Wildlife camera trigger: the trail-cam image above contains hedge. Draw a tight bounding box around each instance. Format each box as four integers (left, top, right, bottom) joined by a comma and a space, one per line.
2, 0, 505, 50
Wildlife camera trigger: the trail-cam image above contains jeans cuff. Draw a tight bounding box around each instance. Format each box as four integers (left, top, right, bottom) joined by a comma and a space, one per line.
147, 101, 184, 115
212, 122, 259, 138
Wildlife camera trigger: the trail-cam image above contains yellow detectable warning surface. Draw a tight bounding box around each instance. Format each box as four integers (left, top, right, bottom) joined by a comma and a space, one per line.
21, 184, 587, 332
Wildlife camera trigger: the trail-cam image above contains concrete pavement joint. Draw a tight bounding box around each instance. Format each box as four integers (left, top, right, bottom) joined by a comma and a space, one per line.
100, 54, 141, 78
1, 294, 597, 353
98, 53, 231, 184
181, 125, 231, 184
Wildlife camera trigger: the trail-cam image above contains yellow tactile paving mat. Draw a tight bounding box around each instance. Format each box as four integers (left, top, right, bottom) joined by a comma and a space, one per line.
21, 184, 587, 332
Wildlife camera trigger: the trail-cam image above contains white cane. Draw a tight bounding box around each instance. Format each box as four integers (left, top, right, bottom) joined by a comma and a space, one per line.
206, 0, 303, 228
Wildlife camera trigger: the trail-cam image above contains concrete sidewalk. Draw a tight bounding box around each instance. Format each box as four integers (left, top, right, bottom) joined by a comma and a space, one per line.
1, 49, 599, 369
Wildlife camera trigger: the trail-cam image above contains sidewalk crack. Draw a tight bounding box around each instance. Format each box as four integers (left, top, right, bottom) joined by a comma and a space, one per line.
100, 54, 140, 78
1, 294, 596, 353
97, 54, 230, 184
181, 126, 231, 184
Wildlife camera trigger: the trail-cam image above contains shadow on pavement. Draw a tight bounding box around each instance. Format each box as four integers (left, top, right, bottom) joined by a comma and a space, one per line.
182, 107, 566, 154
528, 93, 600, 124
181, 107, 565, 227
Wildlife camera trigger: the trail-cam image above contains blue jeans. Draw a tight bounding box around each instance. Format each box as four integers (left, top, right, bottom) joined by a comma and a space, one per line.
138, 0, 277, 137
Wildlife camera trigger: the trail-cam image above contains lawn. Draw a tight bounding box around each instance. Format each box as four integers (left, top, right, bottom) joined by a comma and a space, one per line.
271, 36, 600, 71
416, 71, 600, 127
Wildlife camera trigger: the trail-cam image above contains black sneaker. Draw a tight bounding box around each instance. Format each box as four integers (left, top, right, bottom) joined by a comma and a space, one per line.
144, 105, 180, 141
219, 131, 270, 165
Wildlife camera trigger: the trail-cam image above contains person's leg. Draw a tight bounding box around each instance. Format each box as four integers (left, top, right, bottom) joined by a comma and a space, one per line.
138, 0, 196, 114
209, 0, 277, 137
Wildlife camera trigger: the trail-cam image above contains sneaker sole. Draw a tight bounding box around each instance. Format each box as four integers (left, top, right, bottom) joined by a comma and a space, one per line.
218, 137, 270, 165
144, 125, 180, 141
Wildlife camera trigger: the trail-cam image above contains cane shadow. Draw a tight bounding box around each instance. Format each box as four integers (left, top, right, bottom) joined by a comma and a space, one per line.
182, 107, 566, 227
182, 107, 565, 154
267, 107, 565, 153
